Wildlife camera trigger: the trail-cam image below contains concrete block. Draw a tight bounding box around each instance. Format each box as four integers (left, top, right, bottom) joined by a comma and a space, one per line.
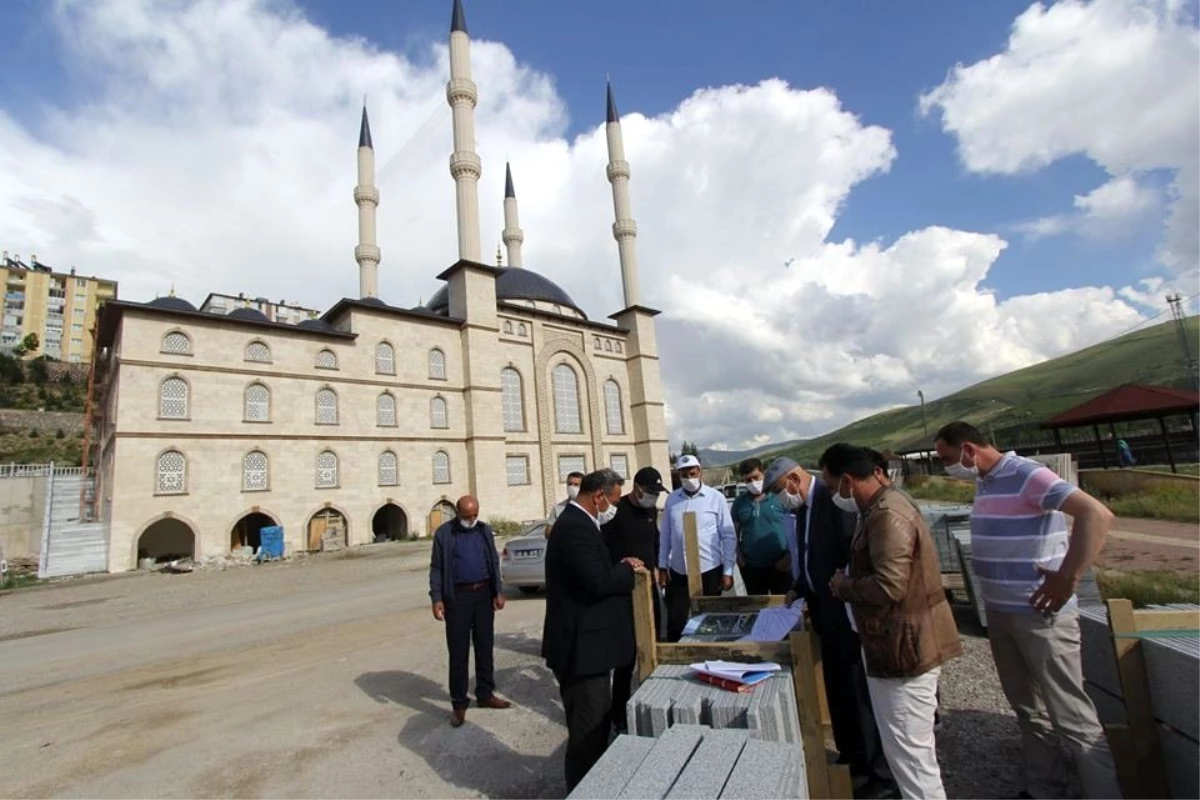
1143, 637, 1200, 740
671, 681, 705, 727
666, 729, 749, 800
1162, 723, 1200, 800
619, 724, 706, 800
568, 734, 657, 800
720, 738, 802, 800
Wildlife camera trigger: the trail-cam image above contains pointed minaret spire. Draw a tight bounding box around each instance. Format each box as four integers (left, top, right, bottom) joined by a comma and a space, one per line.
605, 81, 641, 308
447, 0, 482, 262
502, 162, 525, 268
451, 0, 468, 34
354, 102, 381, 298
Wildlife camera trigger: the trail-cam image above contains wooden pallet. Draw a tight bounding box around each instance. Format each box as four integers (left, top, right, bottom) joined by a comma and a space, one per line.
631, 512, 853, 800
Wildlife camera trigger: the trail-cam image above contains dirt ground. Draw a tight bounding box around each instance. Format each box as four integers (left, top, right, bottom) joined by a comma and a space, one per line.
1099, 518, 1199, 574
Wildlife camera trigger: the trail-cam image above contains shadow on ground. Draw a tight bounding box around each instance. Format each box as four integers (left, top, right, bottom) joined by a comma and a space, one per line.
356, 632, 567, 799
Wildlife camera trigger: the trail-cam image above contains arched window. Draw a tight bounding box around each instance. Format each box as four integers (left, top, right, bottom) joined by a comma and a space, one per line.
517, 323, 527, 336
615, 341, 623, 354
244, 382, 270, 422
430, 396, 449, 429
500, 368, 524, 432
245, 340, 271, 363
159, 377, 189, 419
604, 340, 613, 352
604, 379, 625, 435
553, 304, 562, 315
315, 388, 338, 425
243, 450, 268, 491
155, 449, 186, 494
378, 451, 399, 486
428, 348, 446, 380
432, 450, 451, 484
593, 337, 601, 350
377, 392, 397, 427
552, 363, 582, 434
375, 341, 395, 375
503, 320, 513, 335
315, 450, 338, 488
161, 330, 191, 355
315, 348, 338, 370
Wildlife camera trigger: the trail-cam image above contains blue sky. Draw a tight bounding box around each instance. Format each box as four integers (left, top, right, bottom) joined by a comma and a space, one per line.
0, 0, 1195, 447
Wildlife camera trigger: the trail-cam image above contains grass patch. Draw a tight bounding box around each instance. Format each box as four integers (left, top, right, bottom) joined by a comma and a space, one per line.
0, 572, 40, 591
1102, 485, 1199, 524
1097, 568, 1200, 608
904, 475, 976, 505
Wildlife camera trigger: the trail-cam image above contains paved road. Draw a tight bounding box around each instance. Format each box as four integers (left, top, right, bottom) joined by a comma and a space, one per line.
0, 550, 565, 799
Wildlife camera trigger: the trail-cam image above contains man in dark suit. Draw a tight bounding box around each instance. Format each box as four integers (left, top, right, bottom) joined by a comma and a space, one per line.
428, 495, 512, 728
543, 468, 648, 792
764, 457, 896, 799
602, 466, 667, 734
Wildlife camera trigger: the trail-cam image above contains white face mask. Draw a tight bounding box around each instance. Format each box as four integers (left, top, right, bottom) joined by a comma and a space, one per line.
830, 481, 858, 514
459, 517, 478, 529
567, 485, 580, 500
746, 479, 764, 496
636, 491, 658, 509
682, 477, 702, 494
598, 503, 618, 524
945, 451, 979, 481
779, 490, 805, 511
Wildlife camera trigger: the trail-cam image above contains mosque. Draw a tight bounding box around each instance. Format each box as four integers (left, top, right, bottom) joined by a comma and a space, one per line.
88, 0, 669, 571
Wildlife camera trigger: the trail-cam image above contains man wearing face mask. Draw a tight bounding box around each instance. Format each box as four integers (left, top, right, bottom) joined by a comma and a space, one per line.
547, 471, 585, 530
730, 458, 793, 596
934, 422, 1119, 800
658, 454, 737, 642
765, 456, 896, 798
603, 466, 667, 733
543, 469, 648, 791
428, 495, 512, 728
823, 445, 961, 800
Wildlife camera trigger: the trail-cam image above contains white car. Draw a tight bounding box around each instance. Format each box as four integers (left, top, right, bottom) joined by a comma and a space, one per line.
499, 521, 549, 594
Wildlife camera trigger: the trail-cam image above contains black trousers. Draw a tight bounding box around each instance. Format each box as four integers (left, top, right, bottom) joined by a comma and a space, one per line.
810, 596, 891, 783
444, 584, 496, 708
665, 566, 724, 643
612, 593, 663, 729
557, 671, 613, 792
741, 563, 793, 595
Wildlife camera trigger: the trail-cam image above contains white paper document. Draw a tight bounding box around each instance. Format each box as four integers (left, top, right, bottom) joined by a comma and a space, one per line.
691, 660, 783, 680
741, 602, 804, 642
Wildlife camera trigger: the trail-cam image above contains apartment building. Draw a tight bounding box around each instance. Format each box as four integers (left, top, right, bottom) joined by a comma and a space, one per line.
0, 252, 118, 362
200, 292, 320, 326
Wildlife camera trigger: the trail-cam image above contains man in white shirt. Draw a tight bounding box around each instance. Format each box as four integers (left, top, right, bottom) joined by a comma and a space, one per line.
546, 471, 584, 534
658, 455, 737, 642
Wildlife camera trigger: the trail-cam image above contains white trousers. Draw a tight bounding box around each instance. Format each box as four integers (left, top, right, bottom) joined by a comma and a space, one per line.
865, 665, 946, 800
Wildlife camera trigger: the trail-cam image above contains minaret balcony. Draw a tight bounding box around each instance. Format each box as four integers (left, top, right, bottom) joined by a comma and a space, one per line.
354, 186, 380, 205
446, 77, 478, 106
613, 219, 638, 238
355, 244, 381, 263
606, 160, 631, 182
450, 151, 482, 180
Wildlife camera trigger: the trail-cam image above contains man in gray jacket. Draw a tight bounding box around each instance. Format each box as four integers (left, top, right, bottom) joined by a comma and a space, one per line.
429, 495, 512, 727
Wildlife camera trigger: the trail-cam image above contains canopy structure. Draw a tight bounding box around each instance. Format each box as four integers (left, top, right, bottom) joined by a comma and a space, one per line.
1040, 383, 1200, 472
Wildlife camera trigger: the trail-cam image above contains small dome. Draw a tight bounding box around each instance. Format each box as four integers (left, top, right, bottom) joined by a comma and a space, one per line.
229, 307, 268, 322
296, 318, 333, 331
426, 267, 583, 317
146, 296, 197, 312
358, 297, 387, 307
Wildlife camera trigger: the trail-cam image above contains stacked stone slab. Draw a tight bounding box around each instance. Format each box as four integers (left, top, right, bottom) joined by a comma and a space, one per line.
1078, 603, 1199, 799
567, 725, 806, 800
627, 664, 799, 743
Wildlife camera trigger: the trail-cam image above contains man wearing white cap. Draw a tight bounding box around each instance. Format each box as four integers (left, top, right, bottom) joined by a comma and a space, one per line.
658, 454, 737, 642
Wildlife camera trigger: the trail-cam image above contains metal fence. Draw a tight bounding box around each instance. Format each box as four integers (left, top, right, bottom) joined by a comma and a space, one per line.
0, 463, 91, 479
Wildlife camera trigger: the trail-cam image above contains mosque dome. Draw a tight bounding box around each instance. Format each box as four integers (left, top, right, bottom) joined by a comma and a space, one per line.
426, 267, 583, 317
145, 296, 197, 312
228, 307, 269, 322
296, 318, 334, 331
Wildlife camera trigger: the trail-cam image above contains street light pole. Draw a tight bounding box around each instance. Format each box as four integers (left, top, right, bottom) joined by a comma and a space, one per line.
917, 390, 928, 435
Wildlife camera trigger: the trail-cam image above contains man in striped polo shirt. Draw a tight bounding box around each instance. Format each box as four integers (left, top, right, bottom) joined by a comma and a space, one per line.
934, 422, 1121, 800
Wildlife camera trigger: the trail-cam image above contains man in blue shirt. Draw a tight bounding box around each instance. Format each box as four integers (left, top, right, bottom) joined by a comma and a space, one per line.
730, 457, 792, 595
429, 495, 512, 728
658, 455, 736, 641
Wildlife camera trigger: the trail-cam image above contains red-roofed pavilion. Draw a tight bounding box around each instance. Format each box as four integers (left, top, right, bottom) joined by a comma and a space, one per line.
1040, 383, 1199, 472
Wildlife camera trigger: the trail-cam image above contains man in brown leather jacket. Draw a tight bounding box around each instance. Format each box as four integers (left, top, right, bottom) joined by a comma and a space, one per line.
822, 444, 961, 800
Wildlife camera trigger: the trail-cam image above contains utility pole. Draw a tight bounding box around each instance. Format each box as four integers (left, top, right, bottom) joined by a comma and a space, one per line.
1167, 294, 1199, 391
917, 390, 928, 436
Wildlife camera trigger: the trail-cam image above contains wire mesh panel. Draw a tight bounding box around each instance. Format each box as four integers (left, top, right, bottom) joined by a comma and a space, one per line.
243, 450, 268, 491
159, 378, 189, 419
378, 451, 398, 486
156, 450, 186, 494
316, 450, 338, 488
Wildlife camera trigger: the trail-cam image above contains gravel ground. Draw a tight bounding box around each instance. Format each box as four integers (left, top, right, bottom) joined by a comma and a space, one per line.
2, 548, 1038, 799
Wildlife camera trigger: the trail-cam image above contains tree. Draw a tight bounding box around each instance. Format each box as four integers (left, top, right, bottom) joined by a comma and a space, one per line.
12, 333, 38, 358
681, 441, 700, 457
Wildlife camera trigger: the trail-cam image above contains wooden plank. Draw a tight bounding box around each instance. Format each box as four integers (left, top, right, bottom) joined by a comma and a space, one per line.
655, 640, 793, 665
790, 631, 831, 800
684, 510, 702, 600
828, 764, 853, 800
693, 595, 787, 612
1131, 608, 1200, 632
633, 569, 659, 682
1106, 599, 1167, 799
1104, 723, 1140, 800
809, 631, 833, 740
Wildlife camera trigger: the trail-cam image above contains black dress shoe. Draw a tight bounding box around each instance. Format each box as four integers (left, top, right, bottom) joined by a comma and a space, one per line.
855, 778, 900, 800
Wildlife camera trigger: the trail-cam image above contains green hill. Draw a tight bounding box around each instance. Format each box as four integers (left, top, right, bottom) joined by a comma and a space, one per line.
756, 316, 1198, 466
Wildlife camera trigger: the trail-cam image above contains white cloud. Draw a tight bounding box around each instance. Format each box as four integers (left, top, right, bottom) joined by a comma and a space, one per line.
0, 0, 1164, 449
1017, 175, 1160, 239
920, 0, 1199, 272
